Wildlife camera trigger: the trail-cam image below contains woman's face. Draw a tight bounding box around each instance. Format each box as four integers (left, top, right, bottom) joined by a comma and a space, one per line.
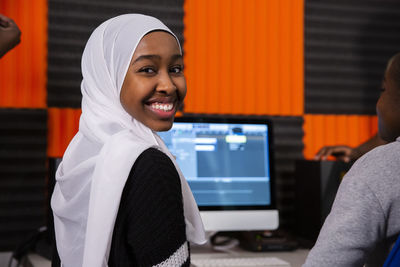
376, 70, 400, 142
120, 31, 186, 132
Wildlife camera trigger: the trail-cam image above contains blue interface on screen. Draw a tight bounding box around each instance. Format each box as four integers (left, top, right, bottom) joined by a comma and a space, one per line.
158, 122, 271, 207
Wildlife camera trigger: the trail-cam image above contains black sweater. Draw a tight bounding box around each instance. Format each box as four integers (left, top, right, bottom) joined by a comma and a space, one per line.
53, 148, 189, 267
108, 148, 189, 266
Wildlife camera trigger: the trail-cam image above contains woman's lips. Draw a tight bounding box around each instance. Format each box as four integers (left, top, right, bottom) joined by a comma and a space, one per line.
146, 101, 176, 118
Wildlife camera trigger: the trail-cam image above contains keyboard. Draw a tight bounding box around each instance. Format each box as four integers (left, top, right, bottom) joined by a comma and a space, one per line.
191, 256, 291, 266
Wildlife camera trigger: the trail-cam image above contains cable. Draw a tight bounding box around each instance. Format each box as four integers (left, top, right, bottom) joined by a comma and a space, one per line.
9, 226, 48, 267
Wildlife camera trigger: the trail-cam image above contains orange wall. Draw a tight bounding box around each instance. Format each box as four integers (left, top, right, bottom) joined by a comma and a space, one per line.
183, 0, 304, 116
47, 108, 81, 157
0, 0, 47, 108
303, 115, 378, 159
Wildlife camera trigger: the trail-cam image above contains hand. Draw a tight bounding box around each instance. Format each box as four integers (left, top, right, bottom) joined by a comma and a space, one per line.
0, 14, 21, 58
314, 145, 354, 162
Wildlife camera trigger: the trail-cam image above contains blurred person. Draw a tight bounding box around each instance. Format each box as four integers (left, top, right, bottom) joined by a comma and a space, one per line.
303, 52, 400, 267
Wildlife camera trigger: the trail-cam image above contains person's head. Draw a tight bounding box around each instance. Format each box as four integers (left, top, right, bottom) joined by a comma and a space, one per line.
376, 52, 400, 142
80, 14, 184, 142
120, 30, 186, 132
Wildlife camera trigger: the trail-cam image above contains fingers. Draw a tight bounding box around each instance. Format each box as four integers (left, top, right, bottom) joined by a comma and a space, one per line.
0, 14, 21, 58
0, 16, 19, 31
0, 14, 19, 30
0, 14, 12, 27
314, 147, 330, 161
0, 19, 9, 27
314, 145, 353, 162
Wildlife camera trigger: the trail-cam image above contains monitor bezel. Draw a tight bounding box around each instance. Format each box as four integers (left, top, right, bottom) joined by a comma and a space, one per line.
173, 114, 277, 212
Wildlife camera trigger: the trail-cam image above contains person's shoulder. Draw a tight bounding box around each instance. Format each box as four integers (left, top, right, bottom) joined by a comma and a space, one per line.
137, 147, 173, 165
132, 147, 178, 178
356, 138, 400, 165
347, 138, 400, 184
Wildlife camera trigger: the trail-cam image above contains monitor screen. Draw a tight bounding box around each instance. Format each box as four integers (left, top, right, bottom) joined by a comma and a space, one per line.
158, 115, 279, 231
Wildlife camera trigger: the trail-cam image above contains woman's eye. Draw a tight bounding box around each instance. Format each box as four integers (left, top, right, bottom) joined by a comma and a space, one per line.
170, 66, 183, 74
139, 67, 156, 74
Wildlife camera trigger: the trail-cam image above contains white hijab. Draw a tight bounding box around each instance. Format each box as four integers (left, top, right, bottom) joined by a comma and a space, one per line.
51, 14, 206, 267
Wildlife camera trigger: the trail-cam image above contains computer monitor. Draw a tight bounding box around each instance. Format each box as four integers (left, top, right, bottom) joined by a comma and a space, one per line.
158, 115, 279, 232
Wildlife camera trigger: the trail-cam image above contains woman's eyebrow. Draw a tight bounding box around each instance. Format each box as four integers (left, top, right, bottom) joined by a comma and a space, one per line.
132, 54, 183, 65
132, 54, 161, 64
171, 54, 183, 61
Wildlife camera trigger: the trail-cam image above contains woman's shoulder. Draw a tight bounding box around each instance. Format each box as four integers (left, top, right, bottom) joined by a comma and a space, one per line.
121, 147, 182, 205
136, 147, 174, 168
128, 147, 179, 184
139, 147, 169, 158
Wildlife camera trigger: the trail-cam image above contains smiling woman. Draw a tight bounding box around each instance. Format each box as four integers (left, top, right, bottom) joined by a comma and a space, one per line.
120, 31, 187, 132
50, 14, 205, 267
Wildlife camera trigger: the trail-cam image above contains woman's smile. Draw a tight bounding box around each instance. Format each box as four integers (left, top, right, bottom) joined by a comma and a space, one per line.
146, 100, 176, 119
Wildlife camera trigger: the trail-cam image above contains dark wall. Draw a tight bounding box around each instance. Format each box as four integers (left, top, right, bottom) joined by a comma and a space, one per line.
0, 109, 47, 250
305, 0, 400, 114
270, 116, 304, 229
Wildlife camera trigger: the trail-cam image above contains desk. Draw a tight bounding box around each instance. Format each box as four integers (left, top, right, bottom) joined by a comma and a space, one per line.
191, 243, 309, 267
25, 245, 309, 267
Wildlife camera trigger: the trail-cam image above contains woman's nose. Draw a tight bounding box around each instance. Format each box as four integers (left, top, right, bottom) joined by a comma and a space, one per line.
156, 71, 176, 93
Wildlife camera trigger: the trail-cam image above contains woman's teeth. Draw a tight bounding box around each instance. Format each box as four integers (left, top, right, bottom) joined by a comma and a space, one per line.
151, 103, 173, 111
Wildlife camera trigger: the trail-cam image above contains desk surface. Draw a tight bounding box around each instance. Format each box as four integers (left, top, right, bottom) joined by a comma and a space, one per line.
191, 244, 309, 267
26, 245, 309, 267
